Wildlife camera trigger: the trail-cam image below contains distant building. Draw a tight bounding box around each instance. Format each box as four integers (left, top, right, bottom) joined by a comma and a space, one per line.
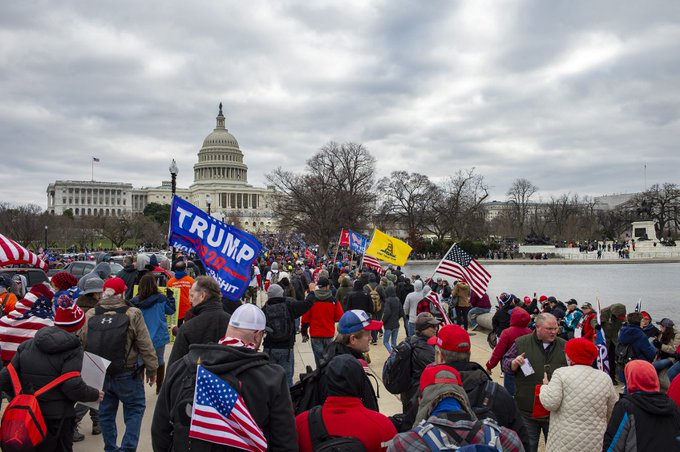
47, 105, 277, 233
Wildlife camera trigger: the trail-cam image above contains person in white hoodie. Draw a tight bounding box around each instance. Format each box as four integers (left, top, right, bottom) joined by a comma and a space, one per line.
403, 280, 424, 336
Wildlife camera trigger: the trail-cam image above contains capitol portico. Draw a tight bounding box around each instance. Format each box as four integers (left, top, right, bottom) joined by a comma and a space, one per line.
47, 105, 278, 233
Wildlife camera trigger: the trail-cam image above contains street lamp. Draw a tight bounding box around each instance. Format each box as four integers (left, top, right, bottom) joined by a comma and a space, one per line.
44, 225, 48, 250
206, 194, 211, 216
169, 160, 179, 268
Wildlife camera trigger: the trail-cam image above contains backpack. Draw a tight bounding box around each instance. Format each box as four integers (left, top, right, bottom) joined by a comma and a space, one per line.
0, 363, 80, 452
263, 301, 293, 343
382, 338, 414, 394
169, 354, 268, 451
615, 342, 637, 367
369, 286, 382, 312
410, 417, 505, 451
290, 365, 325, 415
85, 305, 130, 374
472, 380, 498, 421
308, 405, 367, 451
270, 271, 280, 286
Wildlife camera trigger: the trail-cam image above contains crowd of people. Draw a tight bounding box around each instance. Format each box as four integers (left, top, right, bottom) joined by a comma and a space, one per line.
0, 252, 679, 451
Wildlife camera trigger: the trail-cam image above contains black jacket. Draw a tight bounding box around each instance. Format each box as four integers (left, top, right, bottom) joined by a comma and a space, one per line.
382, 293, 403, 330
396, 281, 414, 305
0, 327, 99, 419
320, 342, 379, 412
346, 281, 374, 315
402, 360, 529, 450
492, 304, 513, 335
152, 343, 297, 452
262, 296, 313, 349
117, 265, 138, 301
400, 333, 436, 414
167, 299, 231, 367
603, 391, 680, 450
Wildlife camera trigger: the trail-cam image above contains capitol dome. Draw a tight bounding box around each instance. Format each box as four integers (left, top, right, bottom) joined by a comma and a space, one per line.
193, 103, 248, 185
202, 129, 239, 148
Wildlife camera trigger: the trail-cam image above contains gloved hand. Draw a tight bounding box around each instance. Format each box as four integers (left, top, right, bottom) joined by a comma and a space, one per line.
301, 334, 310, 343
166, 288, 174, 298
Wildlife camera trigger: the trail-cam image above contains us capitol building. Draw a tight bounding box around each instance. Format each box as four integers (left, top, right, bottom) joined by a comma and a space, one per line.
46, 105, 277, 232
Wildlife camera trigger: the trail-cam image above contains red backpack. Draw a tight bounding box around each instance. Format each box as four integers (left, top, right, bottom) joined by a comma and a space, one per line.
0, 363, 80, 451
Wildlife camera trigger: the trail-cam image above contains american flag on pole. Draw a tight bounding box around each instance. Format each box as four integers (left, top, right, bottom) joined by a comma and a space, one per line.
92, 157, 100, 162
0, 233, 48, 270
595, 300, 610, 375
434, 244, 491, 295
189, 365, 267, 451
362, 253, 382, 272
425, 291, 451, 325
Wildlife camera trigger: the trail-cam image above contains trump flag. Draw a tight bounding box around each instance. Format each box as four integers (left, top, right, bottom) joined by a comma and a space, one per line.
365, 229, 412, 267
168, 196, 262, 300
348, 229, 368, 254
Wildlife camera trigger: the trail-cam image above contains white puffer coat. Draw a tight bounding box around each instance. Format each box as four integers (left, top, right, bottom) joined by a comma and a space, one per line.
539, 364, 618, 452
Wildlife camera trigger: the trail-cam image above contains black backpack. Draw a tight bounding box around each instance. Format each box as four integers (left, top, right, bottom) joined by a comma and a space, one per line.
471, 380, 498, 421
308, 405, 367, 451
263, 301, 293, 343
169, 355, 268, 451
86, 305, 130, 374
290, 365, 325, 415
382, 338, 414, 394
615, 342, 637, 367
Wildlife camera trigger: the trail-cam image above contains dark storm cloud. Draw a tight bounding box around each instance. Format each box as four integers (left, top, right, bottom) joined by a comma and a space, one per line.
0, 0, 679, 207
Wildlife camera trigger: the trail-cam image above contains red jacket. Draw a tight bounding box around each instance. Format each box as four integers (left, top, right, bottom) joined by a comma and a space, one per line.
295, 396, 396, 452
580, 311, 597, 341
301, 291, 343, 338
486, 308, 532, 370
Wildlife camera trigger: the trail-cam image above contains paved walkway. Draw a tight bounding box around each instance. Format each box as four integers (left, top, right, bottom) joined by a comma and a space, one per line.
74, 323, 502, 450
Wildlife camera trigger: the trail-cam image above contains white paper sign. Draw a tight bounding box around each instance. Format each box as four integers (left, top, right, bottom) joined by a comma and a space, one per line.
78, 351, 111, 410
520, 358, 535, 377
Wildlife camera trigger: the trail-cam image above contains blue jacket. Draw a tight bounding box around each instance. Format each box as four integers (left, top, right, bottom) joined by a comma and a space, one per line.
618, 324, 656, 362
131, 292, 175, 349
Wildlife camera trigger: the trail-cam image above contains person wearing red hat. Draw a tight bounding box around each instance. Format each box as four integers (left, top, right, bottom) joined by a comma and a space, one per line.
0, 282, 55, 364
80, 276, 158, 452
604, 360, 680, 450
399, 324, 529, 449
538, 338, 618, 452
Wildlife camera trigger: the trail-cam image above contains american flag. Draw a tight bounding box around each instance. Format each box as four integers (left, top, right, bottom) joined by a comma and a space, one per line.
434, 244, 491, 295
92, 157, 100, 162
425, 291, 451, 324
189, 365, 267, 451
362, 253, 382, 272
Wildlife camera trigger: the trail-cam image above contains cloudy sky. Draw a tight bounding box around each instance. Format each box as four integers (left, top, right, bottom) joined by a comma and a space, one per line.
1, 0, 679, 209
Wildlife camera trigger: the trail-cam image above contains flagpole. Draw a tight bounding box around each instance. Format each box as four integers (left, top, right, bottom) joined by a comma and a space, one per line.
91, 158, 94, 181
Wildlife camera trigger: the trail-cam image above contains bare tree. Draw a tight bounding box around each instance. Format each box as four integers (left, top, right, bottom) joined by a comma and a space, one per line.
376, 171, 438, 248
266, 141, 376, 253
506, 178, 538, 239
96, 215, 133, 249
633, 183, 680, 238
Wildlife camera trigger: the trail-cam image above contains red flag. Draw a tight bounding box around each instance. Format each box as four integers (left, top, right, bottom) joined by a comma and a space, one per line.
339, 229, 350, 246
304, 248, 315, 260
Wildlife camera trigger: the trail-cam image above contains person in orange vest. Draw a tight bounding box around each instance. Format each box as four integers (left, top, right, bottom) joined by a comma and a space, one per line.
167, 261, 194, 328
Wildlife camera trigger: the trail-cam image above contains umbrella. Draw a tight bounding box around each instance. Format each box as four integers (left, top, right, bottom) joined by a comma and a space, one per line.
0, 233, 48, 270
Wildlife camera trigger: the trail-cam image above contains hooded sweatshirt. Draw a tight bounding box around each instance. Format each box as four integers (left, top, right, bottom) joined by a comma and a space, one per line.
618, 323, 657, 362
301, 288, 343, 338
152, 343, 297, 452
403, 280, 424, 323
487, 308, 532, 370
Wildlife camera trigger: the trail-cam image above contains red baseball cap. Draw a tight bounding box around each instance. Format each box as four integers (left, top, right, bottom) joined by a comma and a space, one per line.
419, 364, 462, 394
103, 277, 127, 295
640, 311, 652, 320
427, 324, 471, 352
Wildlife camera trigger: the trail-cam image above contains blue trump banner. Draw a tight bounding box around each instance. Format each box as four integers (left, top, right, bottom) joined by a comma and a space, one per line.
168, 196, 262, 300
348, 229, 368, 254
